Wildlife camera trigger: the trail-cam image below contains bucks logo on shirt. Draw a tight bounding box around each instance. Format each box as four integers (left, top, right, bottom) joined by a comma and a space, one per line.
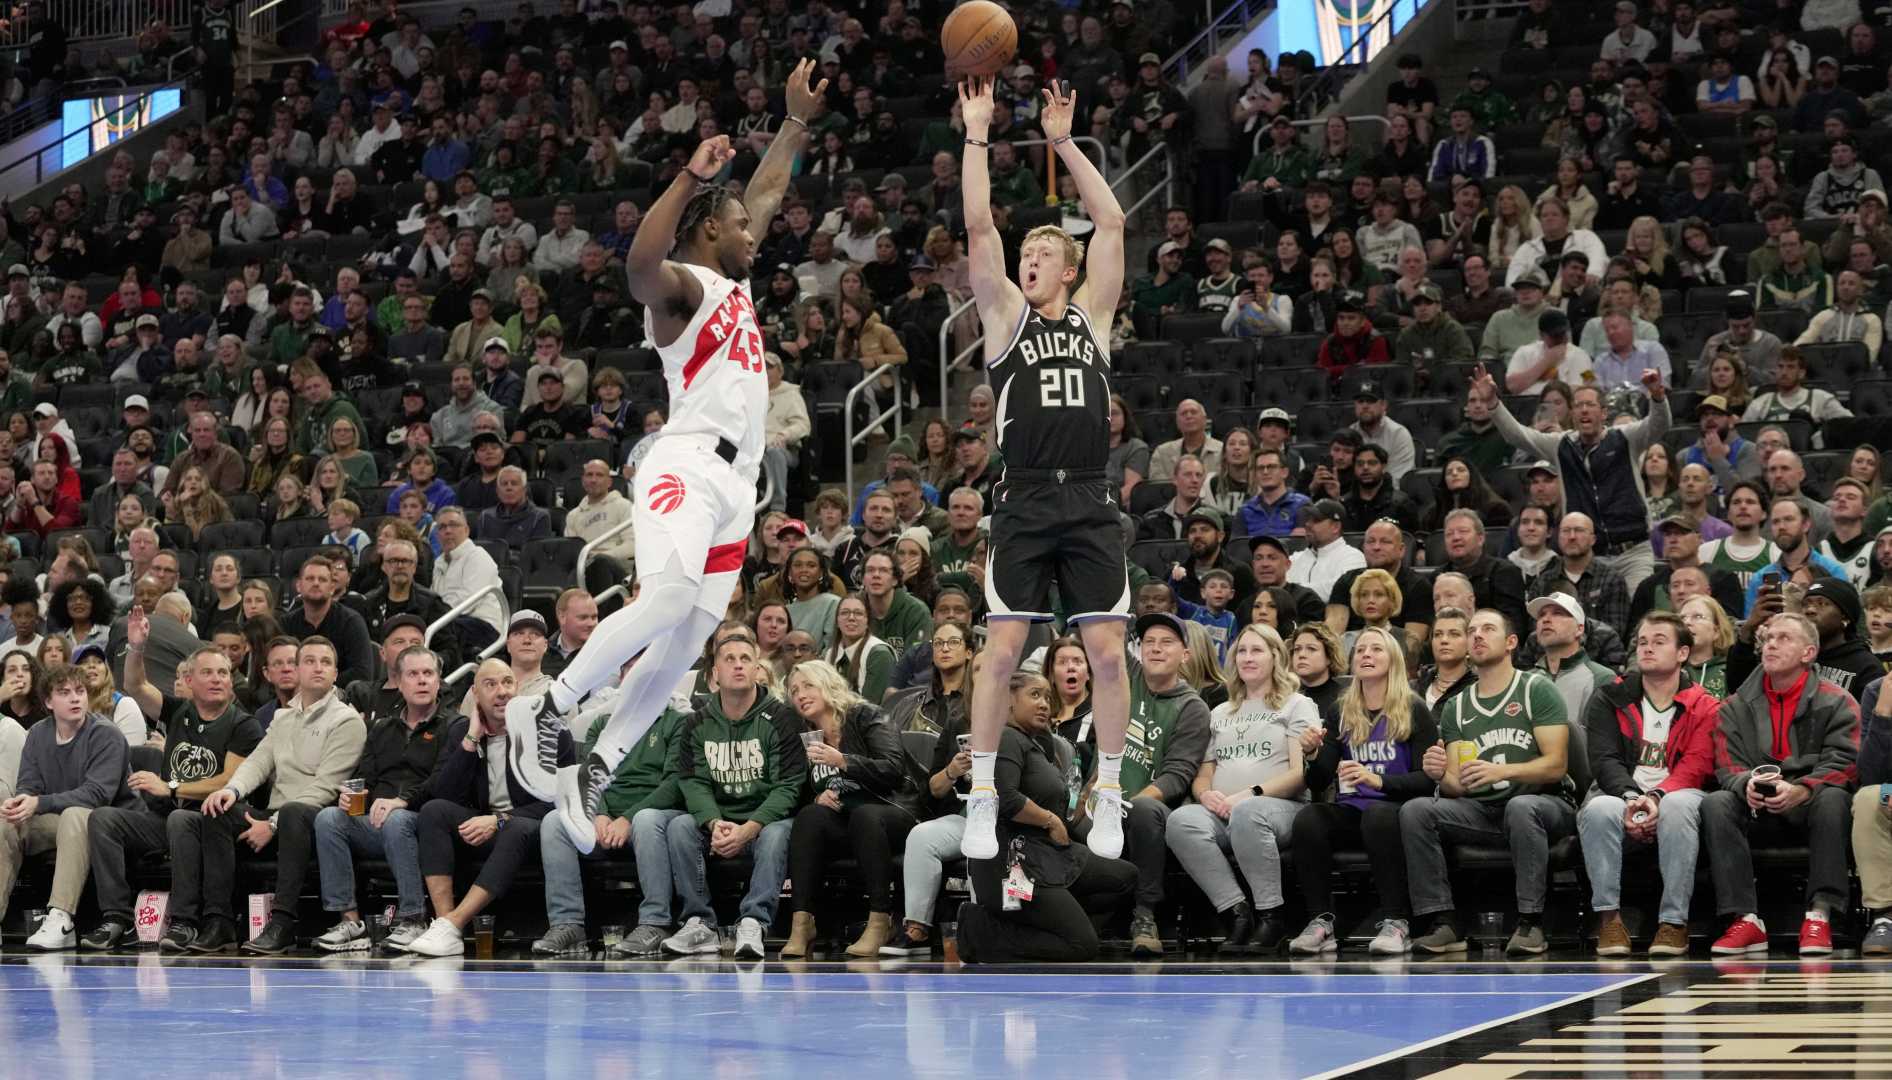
702, 737, 767, 795
1701, 537, 1776, 591
1436, 670, 1573, 803
1196, 273, 1241, 313
1121, 698, 1169, 797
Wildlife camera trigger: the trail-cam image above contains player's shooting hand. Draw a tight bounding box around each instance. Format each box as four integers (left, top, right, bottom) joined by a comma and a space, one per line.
784, 58, 828, 125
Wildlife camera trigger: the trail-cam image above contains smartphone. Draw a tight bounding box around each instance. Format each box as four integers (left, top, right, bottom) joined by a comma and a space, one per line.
956, 733, 972, 753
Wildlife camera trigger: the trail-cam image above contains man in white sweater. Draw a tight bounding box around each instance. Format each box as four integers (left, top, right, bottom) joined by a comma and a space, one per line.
433, 506, 506, 643
193, 637, 364, 955
564, 459, 636, 573
764, 352, 811, 512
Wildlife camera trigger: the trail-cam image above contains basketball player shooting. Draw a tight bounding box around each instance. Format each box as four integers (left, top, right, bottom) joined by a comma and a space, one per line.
957, 77, 1132, 861
508, 59, 827, 854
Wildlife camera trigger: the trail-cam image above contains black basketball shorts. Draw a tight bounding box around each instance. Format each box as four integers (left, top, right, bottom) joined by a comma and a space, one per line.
985, 475, 1129, 623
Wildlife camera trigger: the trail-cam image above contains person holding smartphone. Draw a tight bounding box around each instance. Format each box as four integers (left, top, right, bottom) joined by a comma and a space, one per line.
1700, 610, 1859, 956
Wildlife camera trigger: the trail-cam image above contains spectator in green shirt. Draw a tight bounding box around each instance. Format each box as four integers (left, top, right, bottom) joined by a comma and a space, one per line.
1241, 115, 1315, 194
1451, 68, 1520, 131
1132, 241, 1197, 334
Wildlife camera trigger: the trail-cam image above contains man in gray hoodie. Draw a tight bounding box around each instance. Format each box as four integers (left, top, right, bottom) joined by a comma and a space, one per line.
429, 362, 503, 449
0, 664, 137, 950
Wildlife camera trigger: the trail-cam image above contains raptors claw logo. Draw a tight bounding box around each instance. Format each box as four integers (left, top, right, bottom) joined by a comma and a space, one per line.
648, 473, 687, 514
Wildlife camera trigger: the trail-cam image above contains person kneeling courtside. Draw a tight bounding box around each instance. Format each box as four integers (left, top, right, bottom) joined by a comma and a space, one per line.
956, 671, 1136, 964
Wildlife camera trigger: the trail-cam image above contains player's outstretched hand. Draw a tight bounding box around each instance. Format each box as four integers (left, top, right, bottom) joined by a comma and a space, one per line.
784, 57, 828, 124
688, 135, 734, 179
1040, 80, 1076, 142
958, 76, 995, 136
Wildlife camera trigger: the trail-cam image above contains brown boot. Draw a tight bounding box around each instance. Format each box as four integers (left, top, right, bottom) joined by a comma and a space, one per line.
1595, 911, 1632, 957
781, 911, 817, 959
1648, 923, 1691, 957
846, 912, 894, 958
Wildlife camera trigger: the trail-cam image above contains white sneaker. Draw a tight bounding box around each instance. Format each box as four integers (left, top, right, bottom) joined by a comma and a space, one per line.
662, 917, 722, 956
961, 786, 999, 860
1087, 784, 1126, 860
555, 764, 598, 856
1369, 917, 1412, 956
733, 917, 765, 959
1288, 913, 1337, 955
404, 917, 466, 958
313, 918, 371, 953
25, 909, 74, 951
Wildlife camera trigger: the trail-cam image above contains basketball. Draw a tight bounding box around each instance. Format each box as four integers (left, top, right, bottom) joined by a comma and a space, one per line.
941, 1, 1018, 78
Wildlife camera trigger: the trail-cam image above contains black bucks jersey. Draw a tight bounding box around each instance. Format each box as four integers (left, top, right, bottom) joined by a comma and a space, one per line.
988, 302, 1112, 475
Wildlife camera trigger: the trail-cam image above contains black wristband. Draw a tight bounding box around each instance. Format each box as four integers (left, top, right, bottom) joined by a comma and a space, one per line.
965, 137, 988, 147
1052, 135, 1072, 145
686, 167, 717, 183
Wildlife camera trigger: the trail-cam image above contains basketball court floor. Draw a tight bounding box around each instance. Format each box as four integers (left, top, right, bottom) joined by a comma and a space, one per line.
0, 950, 1874, 1077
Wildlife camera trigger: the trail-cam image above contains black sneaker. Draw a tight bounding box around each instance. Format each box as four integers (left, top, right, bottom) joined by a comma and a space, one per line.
578, 752, 612, 818
1249, 911, 1289, 955
242, 916, 298, 955
160, 922, 199, 953
187, 917, 241, 953
80, 919, 135, 951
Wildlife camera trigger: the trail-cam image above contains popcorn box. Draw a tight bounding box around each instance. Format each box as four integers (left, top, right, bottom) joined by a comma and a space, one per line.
134, 890, 170, 944
247, 893, 275, 941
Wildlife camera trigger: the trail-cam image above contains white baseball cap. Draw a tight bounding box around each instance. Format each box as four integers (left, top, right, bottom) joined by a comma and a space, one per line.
1526, 593, 1585, 626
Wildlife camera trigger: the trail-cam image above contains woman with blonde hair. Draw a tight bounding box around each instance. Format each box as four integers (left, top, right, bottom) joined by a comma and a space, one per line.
1346, 568, 1404, 655
77, 642, 145, 744
1488, 184, 1541, 273
1165, 622, 1317, 955
503, 279, 561, 350
1179, 620, 1228, 709
1851, 445, 1884, 504
1624, 215, 1679, 291
1287, 625, 1439, 956
488, 237, 537, 308
780, 658, 922, 959
174, 466, 232, 540
1678, 594, 1734, 698
326, 415, 380, 487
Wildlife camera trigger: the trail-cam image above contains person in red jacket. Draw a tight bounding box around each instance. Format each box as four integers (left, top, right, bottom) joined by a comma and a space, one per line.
7, 459, 82, 540
1703, 610, 1860, 957
1578, 611, 1721, 959
1315, 296, 1389, 383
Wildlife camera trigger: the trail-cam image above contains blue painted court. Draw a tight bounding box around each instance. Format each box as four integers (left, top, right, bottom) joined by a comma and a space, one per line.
0, 957, 1649, 1079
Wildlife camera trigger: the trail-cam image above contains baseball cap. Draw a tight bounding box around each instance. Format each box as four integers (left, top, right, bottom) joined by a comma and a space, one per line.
1270, 112, 1295, 128
1184, 505, 1225, 532
1335, 296, 1365, 315
1538, 308, 1571, 336
609, 39, 628, 49
1724, 290, 1756, 318
1204, 238, 1232, 254
1655, 513, 1698, 533
1526, 459, 1558, 477
1468, 66, 1492, 80
1864, 190, 1889, 207
32, 403, 56, 418
1138, 51, 1161, 66
1751, 114, 1778, 129
1514, 268, 1549, 290
1527, 592, 1586, 625
1697, 393, 1732, 414
875, 173, 906, 191
72, 642, 108, 666
509, 610, 548, 635
1414, 282, 1441, 303
1156, 240, 1183, 257
909, 254, 936, 271
483, 335, 511, 352
1302, 498, 1345, 524
777, 518, 809, 539
1134, 610, 1188, 642
1817, 55, 1839, 67
470, 430, 504, 449
1257, 406, 1293, 429
1249, 534, 1290, 557
1012, 63, 1035, 79
1354, 380, 1383, 401
184, 387, 209, 400
401, 381, 426, 397
382, 613, 429, 636
537, 369, 564, 383
134, 314, 159, 330
5, 264, 25, 278
471, 288, 494, 302
951, 425, 984, 442
1614, 0, 1637, 11
123, 394, 150, 411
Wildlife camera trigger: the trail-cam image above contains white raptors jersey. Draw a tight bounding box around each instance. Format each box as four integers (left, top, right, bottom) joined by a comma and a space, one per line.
644, 262, 769, 478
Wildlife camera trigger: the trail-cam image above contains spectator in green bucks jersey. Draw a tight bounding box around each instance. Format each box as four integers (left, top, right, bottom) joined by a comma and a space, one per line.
1400, 608, 1576, 957
1078, 612, 1210, 960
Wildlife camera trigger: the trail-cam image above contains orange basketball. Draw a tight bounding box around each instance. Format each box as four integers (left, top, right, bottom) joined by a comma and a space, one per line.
941, 1, 1018, 79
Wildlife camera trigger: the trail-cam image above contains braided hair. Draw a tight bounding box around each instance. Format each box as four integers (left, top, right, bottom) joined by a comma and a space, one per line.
675, 184, 740, 249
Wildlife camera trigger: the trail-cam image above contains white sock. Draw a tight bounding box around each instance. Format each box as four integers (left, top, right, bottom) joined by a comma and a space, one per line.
970, 751, 996, 787
548, 678, 579, 714
1098, 751, 1123, 788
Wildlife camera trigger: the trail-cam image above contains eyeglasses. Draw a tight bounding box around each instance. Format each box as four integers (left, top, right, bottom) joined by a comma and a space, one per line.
931, 637, 965, 648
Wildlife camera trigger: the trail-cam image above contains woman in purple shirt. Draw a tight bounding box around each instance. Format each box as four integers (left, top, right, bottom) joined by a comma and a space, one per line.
1286, 625, 1441, 956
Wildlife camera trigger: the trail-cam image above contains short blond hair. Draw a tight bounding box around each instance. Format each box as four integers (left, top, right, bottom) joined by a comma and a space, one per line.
1023, 225, 1084, 271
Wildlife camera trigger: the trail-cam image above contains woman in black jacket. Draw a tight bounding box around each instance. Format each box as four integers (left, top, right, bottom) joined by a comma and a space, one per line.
780, 659, 924, 958
955, 671, 1137, 964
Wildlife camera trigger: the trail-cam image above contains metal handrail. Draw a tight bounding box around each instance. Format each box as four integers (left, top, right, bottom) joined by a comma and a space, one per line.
574, 516, 633, 591
840, 362, 902, 495
1294, 0, 1430, 114
754, 465, 774, 514
938, 295, 982, 429
1163, 0, 1278, 86
0, 81, 188, 191
1004, 134, 1111, 181
442, 635, 509, 689
1251, 114, 1390, 159
64, 76, 128, 94
425, 581, 506, 650
1111, 142, 1177, 224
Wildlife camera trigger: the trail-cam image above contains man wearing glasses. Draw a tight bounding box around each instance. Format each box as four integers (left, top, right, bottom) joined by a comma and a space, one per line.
431, 507, 505, 653
1236, 448, 1308, 540
363, 539, 461, 673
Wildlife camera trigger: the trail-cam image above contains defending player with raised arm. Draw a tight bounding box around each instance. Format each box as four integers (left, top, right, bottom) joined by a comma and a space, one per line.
507, 59, 827, 855
956, 76, 1135, 862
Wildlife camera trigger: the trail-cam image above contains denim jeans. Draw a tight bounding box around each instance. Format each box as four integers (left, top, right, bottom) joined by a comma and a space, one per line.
541, 807, 686, 928
1702, 783, 1853, 915
314, 805, 424, 919
666, 814, 793, 927
1577, 788, 1705, 926
900, 815, 966, 926
1401, 794, 1576, 916
1164, 796, 1303, 911
761, 446, 793, 511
